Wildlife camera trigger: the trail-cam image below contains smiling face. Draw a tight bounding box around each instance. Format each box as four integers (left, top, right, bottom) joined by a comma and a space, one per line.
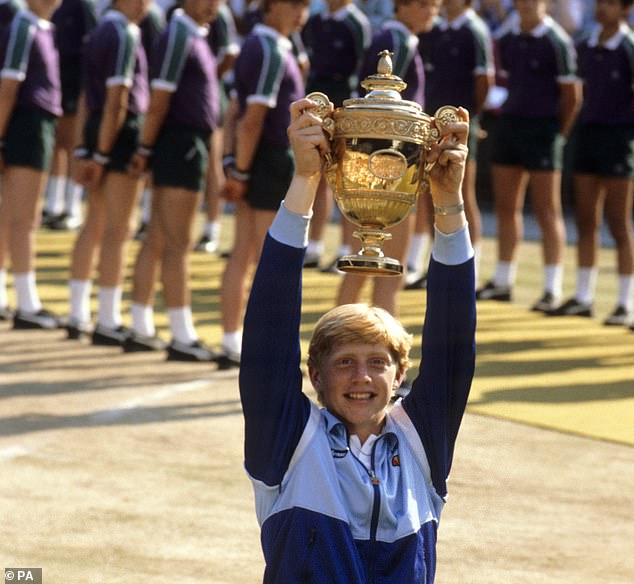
309, 342, 403, 442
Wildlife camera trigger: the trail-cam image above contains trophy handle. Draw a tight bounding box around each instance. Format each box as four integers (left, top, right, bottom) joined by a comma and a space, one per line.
421, 105, 462, 181
305, 91, 336, 166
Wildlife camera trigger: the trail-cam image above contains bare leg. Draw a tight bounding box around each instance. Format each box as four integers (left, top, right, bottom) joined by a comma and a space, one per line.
156, 186, 200, 308
97, 172, 144, 288
491, 163, 529, 264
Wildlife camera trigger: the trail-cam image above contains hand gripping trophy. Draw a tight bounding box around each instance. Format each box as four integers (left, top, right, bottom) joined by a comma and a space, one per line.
307, 50, 459, 276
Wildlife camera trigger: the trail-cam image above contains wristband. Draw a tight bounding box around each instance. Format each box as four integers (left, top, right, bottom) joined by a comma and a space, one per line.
136, 144, 153, 158
73, 146, 89, 159
228, 166, 250, 182
92, 151, 111, 166
433, 202, 464, 216
222, 154, 236, 169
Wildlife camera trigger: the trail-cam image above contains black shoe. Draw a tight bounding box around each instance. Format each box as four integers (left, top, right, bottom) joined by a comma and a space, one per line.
546, 297, 593, 318
134, 222, 148, 241
194, 235, 219, 254
91, 323, 130, 346
48, 212, 82, 231
404, 273, 427, 290
0, 306, 13, 321
215, 347, 241, 370
603, 305, 632, 326
476, 280, 511, 301
13, 308, 60, 330
166, 339, 220, 362
531, 292, 559, 313
41, 210, 55, 227
123, 331, 167, 352
64, 317, 92, 340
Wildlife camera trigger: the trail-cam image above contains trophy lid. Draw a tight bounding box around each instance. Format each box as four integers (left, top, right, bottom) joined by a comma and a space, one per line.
344, 50, 424, 116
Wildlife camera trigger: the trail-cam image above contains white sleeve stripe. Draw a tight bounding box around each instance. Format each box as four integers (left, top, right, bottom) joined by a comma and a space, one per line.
3, 17, 34, 74
158, 22, 191, 85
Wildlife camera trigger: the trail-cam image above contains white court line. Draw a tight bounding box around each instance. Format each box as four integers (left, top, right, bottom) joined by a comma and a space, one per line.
0, 445, 32, 462
1, 377, 225, 461
90, 379, 213, 423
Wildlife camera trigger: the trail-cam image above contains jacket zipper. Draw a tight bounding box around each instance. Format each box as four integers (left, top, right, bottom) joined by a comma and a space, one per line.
345, 431, 384, 583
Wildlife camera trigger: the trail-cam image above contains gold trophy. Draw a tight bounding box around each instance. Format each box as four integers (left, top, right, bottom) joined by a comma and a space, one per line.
307, 50, 459, 276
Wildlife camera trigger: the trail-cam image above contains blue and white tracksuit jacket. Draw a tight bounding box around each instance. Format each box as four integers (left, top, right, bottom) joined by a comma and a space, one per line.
240, 204, 476, 583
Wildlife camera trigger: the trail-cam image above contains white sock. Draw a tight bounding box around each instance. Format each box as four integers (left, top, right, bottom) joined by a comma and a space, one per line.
406, 232, 431, 272
575, 267, 597, 305
69, 279, 91, 323
14, 272, 42, 313
0, 268, 8, 309
494, 261, 517, 288
617, 274, 634, 311
140, 189, 152, 224
97, 287, 122, 329
222, 330, 242, 355
544, 264, 563, 298
337, 244, 352, 257
131, 302, 155, 336
203, 220, 220, 241
167, 306, 197, 344
45, 175, 66, 216
65, 180, 84, 218
306, 240, 324, 257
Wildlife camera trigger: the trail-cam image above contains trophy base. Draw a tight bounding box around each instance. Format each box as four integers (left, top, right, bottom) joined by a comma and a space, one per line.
337, 255, 403, 276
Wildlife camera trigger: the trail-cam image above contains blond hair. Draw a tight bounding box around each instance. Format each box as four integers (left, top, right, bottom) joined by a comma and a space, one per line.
307, 304, 412, 376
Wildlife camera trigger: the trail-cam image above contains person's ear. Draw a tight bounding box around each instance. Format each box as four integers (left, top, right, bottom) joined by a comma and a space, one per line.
308, 364, 321, 390
393, 371, 406, 391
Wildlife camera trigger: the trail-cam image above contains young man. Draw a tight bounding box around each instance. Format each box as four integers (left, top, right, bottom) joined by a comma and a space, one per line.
477, 0, 582, 312
44, 0, 97, 231
218, 0, 310, 367
126, 0, 222, 360
548, 0, 634, 328
0, 0, 64, 330
240, 98, 475, 582
65, 0, 150, 343
416, 0, 494, 287
335, 0, 436, 315
300, 0, 371, 270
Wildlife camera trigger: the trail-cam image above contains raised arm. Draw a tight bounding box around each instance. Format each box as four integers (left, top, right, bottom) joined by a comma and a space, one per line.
402, 108, 477, 498
239, 99, 331, 486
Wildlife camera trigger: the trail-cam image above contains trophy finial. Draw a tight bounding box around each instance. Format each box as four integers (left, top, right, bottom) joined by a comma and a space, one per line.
376, 50, 393, 76
361, 49, 407, 97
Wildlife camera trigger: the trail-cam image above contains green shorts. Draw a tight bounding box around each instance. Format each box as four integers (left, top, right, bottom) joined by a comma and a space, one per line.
467, 116, 481, 161
84, 111, 142, 172
491, 114, 565, 171
3, 107, 57, 171
151, 125, 211, 192
572, 123, 634, 178
245, 141, 295, 211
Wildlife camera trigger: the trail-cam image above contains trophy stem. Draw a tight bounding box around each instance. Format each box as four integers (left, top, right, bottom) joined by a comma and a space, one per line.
336, 229, 403, 276
355, 229, 390, 257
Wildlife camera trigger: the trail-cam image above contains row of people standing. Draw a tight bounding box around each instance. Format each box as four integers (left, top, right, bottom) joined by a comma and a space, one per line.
476, 0, 634, 330
1, 0, 632, 367
0, 0, 230, 363
302, 0, 634, 334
